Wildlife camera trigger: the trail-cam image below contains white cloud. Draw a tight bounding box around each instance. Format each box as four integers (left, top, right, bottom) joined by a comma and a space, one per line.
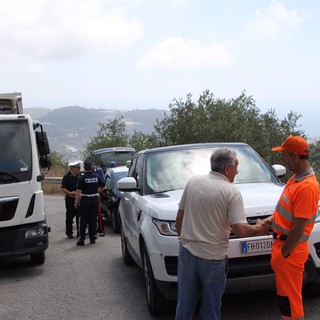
0, 0, 143, 66
245, 2, 308, 41
171, 0, 188, 7
28, 64, 45, 73
138, 37, 235, 69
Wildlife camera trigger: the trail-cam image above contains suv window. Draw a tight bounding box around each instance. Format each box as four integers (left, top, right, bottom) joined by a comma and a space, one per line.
144, 145, 275, 195
130, 156, 143, 189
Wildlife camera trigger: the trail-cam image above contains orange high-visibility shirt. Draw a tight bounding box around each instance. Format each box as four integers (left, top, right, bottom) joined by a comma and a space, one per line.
272, 169, 319, 242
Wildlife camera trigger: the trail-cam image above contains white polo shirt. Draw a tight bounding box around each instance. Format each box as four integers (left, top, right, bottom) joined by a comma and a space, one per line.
179, 171, 247, 260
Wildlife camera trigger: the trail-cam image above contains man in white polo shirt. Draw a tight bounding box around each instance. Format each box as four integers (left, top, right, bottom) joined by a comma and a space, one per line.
175, 148, 270, 320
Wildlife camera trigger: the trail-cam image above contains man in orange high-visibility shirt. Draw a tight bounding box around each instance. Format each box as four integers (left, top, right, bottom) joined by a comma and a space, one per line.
264, 136, 319, 319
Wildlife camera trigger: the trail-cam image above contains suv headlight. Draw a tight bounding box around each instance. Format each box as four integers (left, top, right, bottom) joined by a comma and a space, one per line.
152, 218, 178, 236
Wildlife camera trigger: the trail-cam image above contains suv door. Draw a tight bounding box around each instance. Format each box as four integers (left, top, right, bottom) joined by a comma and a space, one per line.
121, 156, 144, 260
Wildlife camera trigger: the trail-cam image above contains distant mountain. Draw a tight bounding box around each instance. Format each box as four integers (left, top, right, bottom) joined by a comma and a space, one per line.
25, 106, 168, 160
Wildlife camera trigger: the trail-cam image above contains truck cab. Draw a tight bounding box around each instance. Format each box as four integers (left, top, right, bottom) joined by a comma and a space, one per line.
0, 93, 51, 265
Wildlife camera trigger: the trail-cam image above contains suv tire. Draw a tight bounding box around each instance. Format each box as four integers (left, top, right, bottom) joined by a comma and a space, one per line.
142, 244, 169, 316
121, 226, 134, 265
111, 207, 121, 234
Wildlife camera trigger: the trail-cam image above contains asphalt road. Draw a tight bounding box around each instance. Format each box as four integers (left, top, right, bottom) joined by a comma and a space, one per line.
1, 195, 320, 320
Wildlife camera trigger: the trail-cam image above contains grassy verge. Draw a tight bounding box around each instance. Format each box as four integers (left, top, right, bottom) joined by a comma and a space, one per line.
41, 167, 66, 195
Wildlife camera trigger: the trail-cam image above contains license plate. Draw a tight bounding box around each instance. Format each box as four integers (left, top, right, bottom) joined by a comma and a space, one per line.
241, 238, 273, 254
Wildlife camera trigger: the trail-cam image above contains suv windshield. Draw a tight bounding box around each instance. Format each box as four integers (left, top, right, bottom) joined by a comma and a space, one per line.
0, 119, 32, 183
145, 145, 277, 194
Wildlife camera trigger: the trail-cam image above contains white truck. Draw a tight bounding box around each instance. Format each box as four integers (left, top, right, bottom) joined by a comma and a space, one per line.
0, 93, 51, 265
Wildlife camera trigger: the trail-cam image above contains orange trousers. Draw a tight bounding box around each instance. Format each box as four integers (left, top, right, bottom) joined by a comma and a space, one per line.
271, 240, 308, 319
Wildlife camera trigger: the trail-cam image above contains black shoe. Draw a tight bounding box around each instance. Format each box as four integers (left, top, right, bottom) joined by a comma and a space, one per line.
67, 235, 74, 239
90, 239, 96, 244
76, 240, 84, 246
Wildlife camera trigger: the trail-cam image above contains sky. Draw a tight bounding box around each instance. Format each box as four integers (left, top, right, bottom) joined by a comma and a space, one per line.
1, 0, 319, 137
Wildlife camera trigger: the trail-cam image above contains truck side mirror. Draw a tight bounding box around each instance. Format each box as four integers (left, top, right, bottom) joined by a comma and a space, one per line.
40, 155, 51, 170
36, 131, 51, 156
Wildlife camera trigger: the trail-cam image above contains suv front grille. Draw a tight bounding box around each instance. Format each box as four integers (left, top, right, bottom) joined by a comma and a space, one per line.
229, 215, 273, 239
165, 254, 273, 278
227, 254, 272, 278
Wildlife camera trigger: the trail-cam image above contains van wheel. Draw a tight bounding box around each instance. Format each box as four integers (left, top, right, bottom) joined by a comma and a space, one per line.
30, 252, 45, 265
111, 208, 121, 234
142, 244, 170, 316
121, 227, 134, 265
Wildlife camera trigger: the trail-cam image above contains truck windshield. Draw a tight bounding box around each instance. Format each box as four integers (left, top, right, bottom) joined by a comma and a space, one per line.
145, 145, 277, 194
0, 119, 32, 183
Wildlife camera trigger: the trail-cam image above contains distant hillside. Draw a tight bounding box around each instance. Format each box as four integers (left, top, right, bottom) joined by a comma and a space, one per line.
25, 106, 168, 160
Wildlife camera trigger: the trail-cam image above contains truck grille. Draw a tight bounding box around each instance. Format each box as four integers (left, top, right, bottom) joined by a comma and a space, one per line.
0, 197, 19, 221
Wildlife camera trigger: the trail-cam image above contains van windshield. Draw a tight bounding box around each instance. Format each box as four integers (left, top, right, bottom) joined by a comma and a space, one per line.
145, 145, 276, 194
0, 119, 32, 183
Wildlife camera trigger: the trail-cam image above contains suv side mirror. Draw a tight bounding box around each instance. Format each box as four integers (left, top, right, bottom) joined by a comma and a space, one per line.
117, 177, 139, 192
271, 164, 286, 178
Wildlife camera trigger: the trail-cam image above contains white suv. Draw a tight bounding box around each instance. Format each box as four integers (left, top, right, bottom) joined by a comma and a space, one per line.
117, 143, 320, 316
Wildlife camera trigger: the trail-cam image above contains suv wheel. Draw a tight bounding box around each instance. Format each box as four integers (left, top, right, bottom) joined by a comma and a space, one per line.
142, 244, 169, 316
121, 226, 134, 265
111, 208, 121, 234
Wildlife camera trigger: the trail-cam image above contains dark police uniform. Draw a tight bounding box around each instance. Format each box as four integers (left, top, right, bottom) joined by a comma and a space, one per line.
61, 165, 80, 238
77, 169, 105, 244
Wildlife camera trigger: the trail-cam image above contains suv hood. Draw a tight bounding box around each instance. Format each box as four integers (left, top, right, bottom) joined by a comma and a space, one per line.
142, 182, 284, 220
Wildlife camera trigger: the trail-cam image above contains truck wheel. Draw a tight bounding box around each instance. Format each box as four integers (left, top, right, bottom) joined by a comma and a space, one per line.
30, 252, 45, 265
142, 244, 170, 316
121, 227, 134, 265
111, 208, 121, 234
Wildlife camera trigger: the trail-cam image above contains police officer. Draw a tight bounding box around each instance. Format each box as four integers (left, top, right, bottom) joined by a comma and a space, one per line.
74, 158, 105, 246
86, 158, 106, 237
61, 160, 81, 239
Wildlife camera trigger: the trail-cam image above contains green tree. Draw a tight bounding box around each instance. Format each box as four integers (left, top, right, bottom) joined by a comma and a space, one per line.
82, 117, 129, 158
309, 142, 320, 181
155, 90, 304, 164
129, 130, 160, 152
49, 151, 68, 169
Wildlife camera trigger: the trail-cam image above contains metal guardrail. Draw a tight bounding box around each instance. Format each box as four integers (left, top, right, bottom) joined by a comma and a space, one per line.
44, 177, 62, 184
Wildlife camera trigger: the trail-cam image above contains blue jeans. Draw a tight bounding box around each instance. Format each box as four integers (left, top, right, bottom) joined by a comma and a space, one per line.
175, 245, 228, 320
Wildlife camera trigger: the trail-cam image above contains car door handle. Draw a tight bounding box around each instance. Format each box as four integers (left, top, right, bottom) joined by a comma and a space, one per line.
136, 209, 142, 221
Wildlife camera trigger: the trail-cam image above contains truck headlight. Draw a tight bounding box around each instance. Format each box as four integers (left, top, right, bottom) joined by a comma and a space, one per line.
25, 227, 46, 238
152, 218, 178, 236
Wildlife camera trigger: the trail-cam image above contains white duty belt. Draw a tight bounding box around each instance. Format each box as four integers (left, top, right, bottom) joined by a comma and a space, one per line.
81, 193, 99, 197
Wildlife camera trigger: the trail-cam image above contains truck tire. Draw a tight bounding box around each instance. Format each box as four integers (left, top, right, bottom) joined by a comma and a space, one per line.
142, 244, 170, 316
121, 227, 134, 265
30, 252, 45, 265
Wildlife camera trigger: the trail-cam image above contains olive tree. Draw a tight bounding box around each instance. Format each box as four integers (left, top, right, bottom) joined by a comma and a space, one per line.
154, 90, 304, 163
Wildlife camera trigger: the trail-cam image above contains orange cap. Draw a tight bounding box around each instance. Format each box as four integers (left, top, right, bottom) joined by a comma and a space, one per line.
271, 136, 309, 155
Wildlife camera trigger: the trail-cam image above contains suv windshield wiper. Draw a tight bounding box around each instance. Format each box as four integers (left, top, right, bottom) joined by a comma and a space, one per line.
0, 171, 20, 183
